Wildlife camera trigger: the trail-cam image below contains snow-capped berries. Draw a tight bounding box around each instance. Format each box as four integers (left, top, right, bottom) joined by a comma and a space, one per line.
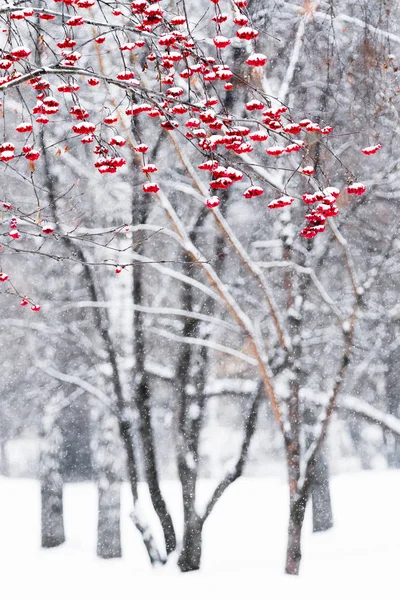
15, 123, 33, 133
268, 196, 295, 209
213, 36, 231, 49
131, 0, 147, 12
0, 150, 15, 162
323, 187, 340, 199
245, 100, 265, 111
285, 141, 305, 153
66, 16, 85, 26
70, 106, 89, 119
234, 15, 249, 26
72, 122, 96, 135
210, 177, 233, 189
213, 14, 228, 24
266, 146, 286, 156
284, 123, 302, 135
133, 144, 149, 153
304, 211, 326, 226
300, 226, 320, 239
24, 150, 40, 161
8, 230, 21, 239
10, 46, 31, 59
249, 131, 269, 142
0, 273, 9, 282
347, 183, 367, 196
361, 144, 382, 155
166, 87, 184, 98
236, 27, 259, 40
185, 118, 201, 128
243, 186, 264, 198
143, 183, 160, 193
206, 196, 220, 209
115, 266, 122, 274
116, 70, 137, 81
317, 202, 339, 217
120, 43, 136, 52
104, 116, 118, 125
20, 297, 29, 306
302, 193, 317, 204
171, 104, 188, 115
0, 59, 13, 70
31, 305, 41, 312
42, 224, 55, 234
305, 122, 320, 133
246, 53, 267, 67
110, 136, 126, 147
301, 166, 315, 176
170, 16, 186, 25
57, 38, 77, 49
198, 160, 219, 171
58, 84, 80, 94
0, 143, 15, 153
142, 164, 158, 174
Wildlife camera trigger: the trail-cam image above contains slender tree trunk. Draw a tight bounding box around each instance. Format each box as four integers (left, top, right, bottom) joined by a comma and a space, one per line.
178, 513, 203, 572
311, 446, 333, 532
90, 402, 122, 559
132, 185, 176, 556
40, 424, 65, 548
97, 481, 122, 559
0, 441, 8, 476
304, 405, 333, 532
40, 126, 162, 564
175, 235, 208, 572
385, 432, 400, 468
285, 493, 307, 576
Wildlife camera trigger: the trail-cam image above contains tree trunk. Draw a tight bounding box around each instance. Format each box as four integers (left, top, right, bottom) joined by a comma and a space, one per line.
304, 404, 333, 533
131, 184, 176, 556
285, 495, 307, 575
385, 431, 400, 469
40, 424, 65, 548
41, 479, 65, 548
311, 446, 333, 533
97, 481, 122, 559
90, 400, 123, 559
178, 514, 203, 572
0, 441, 8, 476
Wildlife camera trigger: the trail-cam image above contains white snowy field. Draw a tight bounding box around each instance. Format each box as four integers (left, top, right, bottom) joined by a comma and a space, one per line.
0, 472, 398, 600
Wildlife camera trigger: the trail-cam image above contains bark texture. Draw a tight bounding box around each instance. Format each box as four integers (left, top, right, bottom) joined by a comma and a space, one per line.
97, 481, 122, 559
40, 423, 65, 548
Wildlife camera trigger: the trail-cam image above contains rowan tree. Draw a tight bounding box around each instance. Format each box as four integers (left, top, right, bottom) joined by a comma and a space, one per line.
1, 0, 396, 576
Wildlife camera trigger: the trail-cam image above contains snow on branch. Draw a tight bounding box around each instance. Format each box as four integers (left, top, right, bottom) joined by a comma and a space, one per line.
50, 300, 239, 332
149, 326, 258, 367
37, 364, 117, 416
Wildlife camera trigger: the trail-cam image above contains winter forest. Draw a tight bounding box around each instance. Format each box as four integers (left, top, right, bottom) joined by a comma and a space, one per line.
0, 0, 399, 597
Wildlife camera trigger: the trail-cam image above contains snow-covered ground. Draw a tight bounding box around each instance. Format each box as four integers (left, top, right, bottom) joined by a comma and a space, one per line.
0, 472, 399, 600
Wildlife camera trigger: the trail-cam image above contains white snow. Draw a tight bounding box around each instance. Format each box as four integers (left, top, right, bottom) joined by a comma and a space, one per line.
0, 472, 398, 599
